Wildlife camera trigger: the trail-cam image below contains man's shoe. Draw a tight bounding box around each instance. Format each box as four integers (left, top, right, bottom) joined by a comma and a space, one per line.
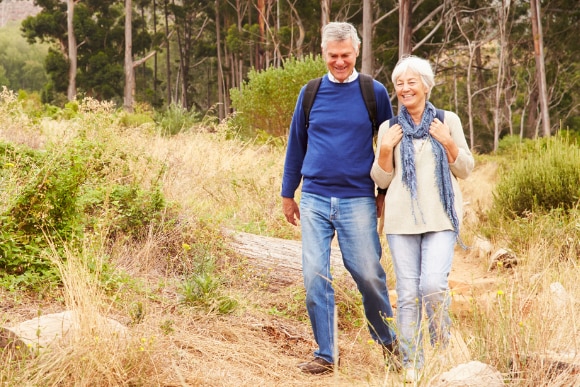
298, 357, 334, 375
382, 342, 402, 372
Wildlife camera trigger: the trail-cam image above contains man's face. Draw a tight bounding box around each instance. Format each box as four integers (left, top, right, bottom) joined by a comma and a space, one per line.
323, 38, 359, 83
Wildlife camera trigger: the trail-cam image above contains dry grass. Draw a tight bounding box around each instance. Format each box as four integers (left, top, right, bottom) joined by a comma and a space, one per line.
1, 100, 579, 385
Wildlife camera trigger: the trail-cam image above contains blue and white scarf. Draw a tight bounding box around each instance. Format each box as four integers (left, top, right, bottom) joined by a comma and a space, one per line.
399, 102, 460, 237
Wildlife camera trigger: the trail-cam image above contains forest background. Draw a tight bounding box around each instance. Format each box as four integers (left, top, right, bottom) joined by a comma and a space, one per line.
1, 1, 580, 385
0, 0, 579, 153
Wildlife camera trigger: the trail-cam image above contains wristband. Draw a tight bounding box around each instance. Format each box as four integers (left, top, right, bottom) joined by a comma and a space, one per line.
377, 187, 387, 195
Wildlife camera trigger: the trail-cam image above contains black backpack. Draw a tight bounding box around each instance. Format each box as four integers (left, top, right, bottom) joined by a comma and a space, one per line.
302, 73, 378, 133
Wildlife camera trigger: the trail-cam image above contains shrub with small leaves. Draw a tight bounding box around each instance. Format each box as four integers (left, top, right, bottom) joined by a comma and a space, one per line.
0, 131, 167, 290
491, 135, 580, 218
229, 54, 327, 138
179, 273, 238, 314
154, 104, 200, 136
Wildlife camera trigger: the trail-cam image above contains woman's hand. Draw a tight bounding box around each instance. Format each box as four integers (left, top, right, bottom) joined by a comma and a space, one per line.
429, 118, 452, 146
377, 124, 402, 173
380, 123, 403, 151
429, 118, 459, 162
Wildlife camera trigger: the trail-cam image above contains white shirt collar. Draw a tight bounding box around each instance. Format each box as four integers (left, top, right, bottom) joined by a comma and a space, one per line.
327, 69, 359, 83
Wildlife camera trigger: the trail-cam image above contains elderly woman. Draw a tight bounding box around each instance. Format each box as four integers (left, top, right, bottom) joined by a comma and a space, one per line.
371, 55, 474, 383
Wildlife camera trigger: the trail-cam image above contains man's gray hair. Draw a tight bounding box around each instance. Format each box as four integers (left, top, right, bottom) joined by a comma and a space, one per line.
321, 22, 360, 54
391, 55, 435, 99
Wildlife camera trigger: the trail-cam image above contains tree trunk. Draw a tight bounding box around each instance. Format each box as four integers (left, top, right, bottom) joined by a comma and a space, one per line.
286, 0, 304, 57
475, 45, 489, 129
164, 0, 172, 105
361, 0, 373, 75
321, 0, 330, 28
466, 42, 475, 150
216, 0, 225, 120
153, 0, 158, 106
174, 20, 188, 109
257, 0, 266, 70
67, 0, 76, 101
235, 0, 244, 89
530, 0, 550, 137
123, 0, 134, 112
399, 0, 412, 58
492, 1, 509, 152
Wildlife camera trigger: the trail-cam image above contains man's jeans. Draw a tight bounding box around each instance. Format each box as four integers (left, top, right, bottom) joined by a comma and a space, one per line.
300, 192, 396, 363
387, 231, 455, 369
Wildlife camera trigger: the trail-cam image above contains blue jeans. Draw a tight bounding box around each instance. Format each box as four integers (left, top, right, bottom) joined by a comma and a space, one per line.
300, 192, 396, 363
387, 231, 455, 369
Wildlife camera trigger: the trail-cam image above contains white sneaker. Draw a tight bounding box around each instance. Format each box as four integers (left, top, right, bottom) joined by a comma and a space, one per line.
403, 367, 418, 383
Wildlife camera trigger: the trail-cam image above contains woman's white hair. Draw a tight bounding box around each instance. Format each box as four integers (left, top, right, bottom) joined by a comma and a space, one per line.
321, 22, 360, 54
392, 55, 435, 99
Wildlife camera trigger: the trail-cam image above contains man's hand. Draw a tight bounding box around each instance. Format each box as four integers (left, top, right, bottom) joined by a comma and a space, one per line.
282, 197, 300, 226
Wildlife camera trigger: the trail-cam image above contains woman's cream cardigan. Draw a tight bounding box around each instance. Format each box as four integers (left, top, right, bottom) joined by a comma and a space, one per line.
371, 110, 475, 235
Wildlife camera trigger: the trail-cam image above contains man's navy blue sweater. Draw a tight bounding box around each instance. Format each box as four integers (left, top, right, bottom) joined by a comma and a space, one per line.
281, 74, 394, 199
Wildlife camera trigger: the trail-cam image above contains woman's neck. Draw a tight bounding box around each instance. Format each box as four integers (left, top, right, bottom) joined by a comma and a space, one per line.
406, 106, 425, 125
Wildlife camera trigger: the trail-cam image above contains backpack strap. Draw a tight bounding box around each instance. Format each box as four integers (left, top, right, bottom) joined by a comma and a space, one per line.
302, 77, 322, 129
358, 73, 378, 134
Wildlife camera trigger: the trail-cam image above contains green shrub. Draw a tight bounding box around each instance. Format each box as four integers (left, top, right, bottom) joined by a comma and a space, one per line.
229, 54, 327, 138
0, 133, 167, 290
491, 135, 580, 219
154, 104, 200, 136
179, 273, 238, 314
81, 183, 166, 238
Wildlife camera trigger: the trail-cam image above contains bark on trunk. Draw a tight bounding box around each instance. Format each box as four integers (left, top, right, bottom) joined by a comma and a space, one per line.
361, 0, 373, 75
123, 0, 134, 112
67, 0, 76, 101
399, 0, 412, 58
530, 0, 551, 137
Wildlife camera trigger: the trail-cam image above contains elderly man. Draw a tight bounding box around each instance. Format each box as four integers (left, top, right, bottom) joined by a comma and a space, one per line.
281, 21, 399, 375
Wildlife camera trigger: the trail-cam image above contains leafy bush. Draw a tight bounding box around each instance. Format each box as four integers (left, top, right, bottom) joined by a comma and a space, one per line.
491, 135, 580, 219
0, 24, 48, 92
229, 54, 327, 138
0, 134, 167, 290
154, 104, 201, 136
179, 273, 238, 314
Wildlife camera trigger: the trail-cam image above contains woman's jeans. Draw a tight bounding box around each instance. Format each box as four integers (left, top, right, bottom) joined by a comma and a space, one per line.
387, 231, 455, 369
300, 192, 396, 363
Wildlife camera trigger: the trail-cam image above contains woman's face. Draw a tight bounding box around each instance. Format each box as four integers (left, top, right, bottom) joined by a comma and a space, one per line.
394, 70, 429, 110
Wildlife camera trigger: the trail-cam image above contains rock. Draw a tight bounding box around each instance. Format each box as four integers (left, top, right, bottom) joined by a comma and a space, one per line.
488, 248, 517, 271
432, 360, 504, 386
0, 310, 127, 356
470, 235, 493, 260
550, 282, 573, 310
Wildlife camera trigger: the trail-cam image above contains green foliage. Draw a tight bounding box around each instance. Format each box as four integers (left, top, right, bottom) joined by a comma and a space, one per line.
0, 23, 48, 92
119, 112, 155, 128
90, 183, 166, 237
496, 134, 529, 155
154, 104, 201, 136
490, 135, 580, 219
229, 54, 327, 138
0, 131, 167, 291
179, 273, 238, 314
21, 1, 151, 104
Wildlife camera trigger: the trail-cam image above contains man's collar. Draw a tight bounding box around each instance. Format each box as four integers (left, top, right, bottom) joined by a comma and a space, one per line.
328, 69, 359, 83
